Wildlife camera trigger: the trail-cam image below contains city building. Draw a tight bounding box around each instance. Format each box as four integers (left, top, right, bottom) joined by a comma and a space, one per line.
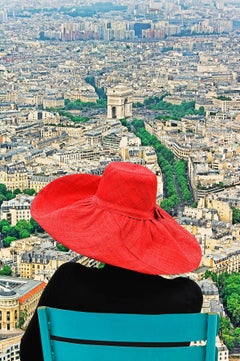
0, 195, 34, 226
0, 335, 22, 361
0, 166, 28, 192
0, 275, 45, 332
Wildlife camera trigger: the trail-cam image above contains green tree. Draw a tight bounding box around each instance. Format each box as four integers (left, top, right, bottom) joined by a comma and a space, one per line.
160, 198, 174, 212
218, 273, 240, 330
3, 236, 17, 247
234, 328, 240, 346
0, 264, 12, 275
85, 76, 106, 99
0, 194, 6, 205
19, 229, 30, 239
130, 118, 193, 210
18, 309, 28, 329
223, 283, 240, 301
144, 98, 205, 120
23, 188, 36, 196
8, 226, 19, 238
15, 219, 33, 234
133, 102, 144, 108
0, 219, 10, 231
232, 207, 240, 224
202, 270, 218, 282
197, 106, 205, 115
222, 334, 235, 349
0, 183, 7, 195
1, 224, 11, 236
6, 190, 15, 199
56, 243, 69, 252
227, 293, 240, 314
13, 188, 21, 195
217, 95, 232, 101
30, 218, 45, 233
233, 305, 240, 325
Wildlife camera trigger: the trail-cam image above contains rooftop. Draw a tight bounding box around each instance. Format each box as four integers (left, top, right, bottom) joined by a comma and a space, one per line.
0, 275, 45, 300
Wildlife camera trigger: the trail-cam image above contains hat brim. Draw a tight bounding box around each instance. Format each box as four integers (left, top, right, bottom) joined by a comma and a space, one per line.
31, 174, 202, 275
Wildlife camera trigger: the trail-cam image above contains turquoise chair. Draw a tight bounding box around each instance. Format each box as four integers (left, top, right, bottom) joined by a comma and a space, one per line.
37, 306, 219, 361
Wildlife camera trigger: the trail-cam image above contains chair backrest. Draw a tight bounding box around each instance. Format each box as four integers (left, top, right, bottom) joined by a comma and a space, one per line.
37, 306, 219, 361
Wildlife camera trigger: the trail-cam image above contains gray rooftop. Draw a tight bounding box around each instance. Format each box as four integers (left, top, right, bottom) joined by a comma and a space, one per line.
0, 275, 43, 299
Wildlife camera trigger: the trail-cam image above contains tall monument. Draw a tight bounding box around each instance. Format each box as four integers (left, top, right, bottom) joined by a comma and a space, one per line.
107, 85, 132, 119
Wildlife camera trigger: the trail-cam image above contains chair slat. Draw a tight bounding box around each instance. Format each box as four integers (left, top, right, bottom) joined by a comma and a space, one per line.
52, 343, 206, 361
37, 307, 54, 361
38, 307, 219, 361
45, 308, 214, 342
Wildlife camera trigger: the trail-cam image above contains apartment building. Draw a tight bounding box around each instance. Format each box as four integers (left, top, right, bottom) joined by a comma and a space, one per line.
20, 248, 75, 280
208, 249, 240, 275
0, 335, 22, 361
0, 195, 34, 226
42, 96, 64, 110
0, 276, 45, 332
29, 175, 56, 193
0, 166, 28, 192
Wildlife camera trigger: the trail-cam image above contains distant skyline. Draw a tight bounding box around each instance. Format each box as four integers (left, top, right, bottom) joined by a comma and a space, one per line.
0, 0, 239, 7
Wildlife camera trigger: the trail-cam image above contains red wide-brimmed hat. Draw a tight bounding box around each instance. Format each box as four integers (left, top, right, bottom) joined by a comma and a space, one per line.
31, 162, 202, 275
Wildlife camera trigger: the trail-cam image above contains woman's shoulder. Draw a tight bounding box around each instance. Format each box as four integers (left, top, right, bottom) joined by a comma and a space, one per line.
160, 276, 202, 297
169, 276, 203, 312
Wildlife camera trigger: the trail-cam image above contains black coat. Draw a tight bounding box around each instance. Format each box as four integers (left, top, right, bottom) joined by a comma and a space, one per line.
20, 262, 203, 361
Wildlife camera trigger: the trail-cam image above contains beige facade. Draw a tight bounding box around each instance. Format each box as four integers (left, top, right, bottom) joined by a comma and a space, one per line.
204, 197, 232, 223
54, 147, 101, 163
213, 98, 240, 113
120, 145, 158, 166
43, 96, 64, 110
0, 195, 34, 226
164, 96, 182, 105
29, 175, 56, 193
80, 93, 98, 103
20, 256, 67, 279
20, 252, 99, 283
0, 276, 45, 332
18, 239, 88, 282
212, 251, 240, 275
170, 141, 192, 160
0, 335, 22, 361
142, 148, 157, 165
64, 89, 98, 103
61, 124, 85, 138
0, 170, 28, 192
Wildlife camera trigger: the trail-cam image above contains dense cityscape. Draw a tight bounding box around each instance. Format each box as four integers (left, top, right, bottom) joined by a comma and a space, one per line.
0, 0, 240, 360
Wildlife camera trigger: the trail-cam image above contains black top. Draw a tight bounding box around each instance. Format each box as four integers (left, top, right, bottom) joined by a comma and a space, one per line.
20, 262, 203, 360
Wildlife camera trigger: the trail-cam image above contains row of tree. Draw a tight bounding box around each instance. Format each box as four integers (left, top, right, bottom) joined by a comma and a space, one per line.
130, 119, 193, 212
128, 119, 240, 222
64, 98, 107, 110
85, 76, 107, 100
204, 271, 240, 350
58, 110, 89, 123
144, 98, 205, 120
220, 273, 240, 328
174, 160, 192, 202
